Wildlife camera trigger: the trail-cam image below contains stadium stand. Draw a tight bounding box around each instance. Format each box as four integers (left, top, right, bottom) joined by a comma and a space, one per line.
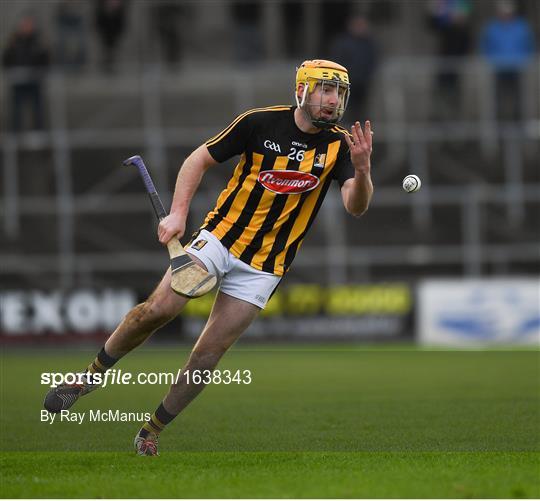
1, 0, 539, 292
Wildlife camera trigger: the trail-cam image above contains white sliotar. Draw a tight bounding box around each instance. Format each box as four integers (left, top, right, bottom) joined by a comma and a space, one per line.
403, 174, 421, 193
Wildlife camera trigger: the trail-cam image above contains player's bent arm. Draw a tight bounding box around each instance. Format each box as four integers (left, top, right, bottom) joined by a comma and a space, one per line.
158, 145, 218, 244
340, 173, 374, 218
169, 144, 217, 216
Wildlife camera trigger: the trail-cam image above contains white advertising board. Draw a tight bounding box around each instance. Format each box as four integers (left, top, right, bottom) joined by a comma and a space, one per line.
1, 289, 136, 337
418, 278, 540, 346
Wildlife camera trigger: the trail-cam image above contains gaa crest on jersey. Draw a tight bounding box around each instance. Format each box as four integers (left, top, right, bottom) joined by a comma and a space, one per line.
258, 170, 320, 194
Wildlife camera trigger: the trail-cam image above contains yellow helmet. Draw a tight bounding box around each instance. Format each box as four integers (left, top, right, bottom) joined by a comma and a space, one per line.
295, 59, 350, 91
295, 60, 350, 129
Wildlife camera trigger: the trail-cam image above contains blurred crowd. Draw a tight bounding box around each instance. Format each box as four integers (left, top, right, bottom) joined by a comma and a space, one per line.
2, 0, 537, 132
427, 0, 535, 121
3, 0, 130, 131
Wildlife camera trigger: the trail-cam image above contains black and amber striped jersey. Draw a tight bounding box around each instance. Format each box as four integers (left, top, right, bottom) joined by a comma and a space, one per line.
203, 105, 354, 276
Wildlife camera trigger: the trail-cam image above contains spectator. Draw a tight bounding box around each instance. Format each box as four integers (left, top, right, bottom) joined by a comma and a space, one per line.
427, 0, 472, 119
95, 0, 127, 73
231, 2, 263, 64
480, 0, 535, 122
55, 0, 87, 70
329, 14, 378, 124
321, 0, 352, 53
2, 15, 50, 132
282, 1, 303, 59
152, 3, 184, 67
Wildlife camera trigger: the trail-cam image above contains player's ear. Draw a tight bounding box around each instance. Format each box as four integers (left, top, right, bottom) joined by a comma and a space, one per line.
296, 82, 308, 106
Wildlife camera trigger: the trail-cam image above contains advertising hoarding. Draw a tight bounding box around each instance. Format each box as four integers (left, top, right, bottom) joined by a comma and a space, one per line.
418, 279, 540, 346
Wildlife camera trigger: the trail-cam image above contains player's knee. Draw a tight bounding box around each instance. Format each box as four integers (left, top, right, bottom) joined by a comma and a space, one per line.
131, 298, 176, 329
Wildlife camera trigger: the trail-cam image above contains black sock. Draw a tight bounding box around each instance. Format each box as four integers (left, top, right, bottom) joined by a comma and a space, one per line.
86, 347, 119, 375
140, 403, 176, 437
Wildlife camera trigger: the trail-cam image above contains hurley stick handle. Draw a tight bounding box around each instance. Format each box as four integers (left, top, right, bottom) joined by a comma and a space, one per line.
123, 155, 167, 220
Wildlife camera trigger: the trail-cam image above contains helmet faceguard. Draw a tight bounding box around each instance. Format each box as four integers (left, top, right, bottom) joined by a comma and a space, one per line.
295, 59, 350, 130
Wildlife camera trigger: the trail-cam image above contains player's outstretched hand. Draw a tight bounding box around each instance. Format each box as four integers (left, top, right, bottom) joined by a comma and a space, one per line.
344, 120, 372, 176
158, 214, 186, 245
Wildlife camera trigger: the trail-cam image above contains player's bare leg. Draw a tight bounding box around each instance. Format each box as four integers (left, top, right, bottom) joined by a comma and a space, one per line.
44, 254, 207, 413
104, 266, 189, 358
135, 292, 260, 455
164, 291, 259, 413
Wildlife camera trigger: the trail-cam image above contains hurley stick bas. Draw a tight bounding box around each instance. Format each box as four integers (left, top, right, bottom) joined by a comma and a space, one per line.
123, 155, 217, 298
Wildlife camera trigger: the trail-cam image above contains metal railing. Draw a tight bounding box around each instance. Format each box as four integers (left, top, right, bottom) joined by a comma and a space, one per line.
1, 58, 539, 289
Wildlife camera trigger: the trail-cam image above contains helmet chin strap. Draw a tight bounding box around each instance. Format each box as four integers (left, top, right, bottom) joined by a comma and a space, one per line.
310, 114, 338, 130
296, 84, 339, 130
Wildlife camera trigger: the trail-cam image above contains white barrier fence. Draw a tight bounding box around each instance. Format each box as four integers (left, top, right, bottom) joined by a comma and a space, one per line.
418, 278, 540, 346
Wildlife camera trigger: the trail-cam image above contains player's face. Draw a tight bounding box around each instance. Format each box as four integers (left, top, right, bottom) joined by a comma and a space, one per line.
306, 81, 348, 121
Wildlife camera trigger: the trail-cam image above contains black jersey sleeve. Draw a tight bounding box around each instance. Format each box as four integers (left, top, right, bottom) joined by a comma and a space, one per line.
205, 111, 255, 163
332, 138, 355, 187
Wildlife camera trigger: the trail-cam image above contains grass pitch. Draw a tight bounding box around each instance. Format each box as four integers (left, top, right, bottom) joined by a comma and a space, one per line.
1, 345, 539, 498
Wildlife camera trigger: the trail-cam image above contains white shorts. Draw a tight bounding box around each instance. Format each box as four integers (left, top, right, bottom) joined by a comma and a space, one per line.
185, 229, 281, 309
